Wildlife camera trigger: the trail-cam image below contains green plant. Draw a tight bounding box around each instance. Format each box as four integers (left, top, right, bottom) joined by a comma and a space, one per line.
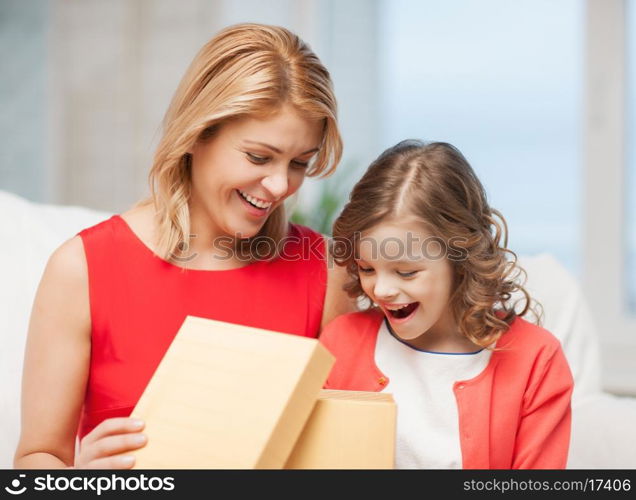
290, 160, 361, 235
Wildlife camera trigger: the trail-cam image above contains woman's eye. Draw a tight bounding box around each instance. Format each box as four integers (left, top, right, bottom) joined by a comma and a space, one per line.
291, 159, 310, 169
397, 270, 418, 278
246, 152, 269, 164
357, 266, 374, 274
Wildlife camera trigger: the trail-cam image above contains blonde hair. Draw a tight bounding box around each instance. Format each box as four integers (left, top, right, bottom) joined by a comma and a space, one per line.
142, 23, 342, 261
332, 140, 541, 349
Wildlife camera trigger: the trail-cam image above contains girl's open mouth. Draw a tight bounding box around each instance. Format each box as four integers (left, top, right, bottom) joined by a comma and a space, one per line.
386, 302, 419, 321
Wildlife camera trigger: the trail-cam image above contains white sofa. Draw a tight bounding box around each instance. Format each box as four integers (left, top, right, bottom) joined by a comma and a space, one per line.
1, 189, 635, 469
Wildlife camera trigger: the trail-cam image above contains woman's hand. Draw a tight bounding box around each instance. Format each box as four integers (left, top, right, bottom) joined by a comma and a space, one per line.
73, 418, 148, 469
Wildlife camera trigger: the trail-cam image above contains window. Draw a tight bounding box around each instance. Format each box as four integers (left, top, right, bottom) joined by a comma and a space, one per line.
0, 0, 49, 202
378, 0, 584, 274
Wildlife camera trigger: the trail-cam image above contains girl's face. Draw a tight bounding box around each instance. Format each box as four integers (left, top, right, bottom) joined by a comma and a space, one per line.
356, 219, 458, 347
189, 104, 323, 240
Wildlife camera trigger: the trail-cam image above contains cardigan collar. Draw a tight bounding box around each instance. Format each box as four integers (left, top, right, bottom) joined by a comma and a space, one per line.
361, 308, 514, 393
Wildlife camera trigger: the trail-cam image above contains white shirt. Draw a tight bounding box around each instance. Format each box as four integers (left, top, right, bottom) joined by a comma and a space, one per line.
374, 319, 492, 469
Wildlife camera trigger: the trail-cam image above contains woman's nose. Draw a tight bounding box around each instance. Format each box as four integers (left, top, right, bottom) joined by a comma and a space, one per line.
261, 171, 289, 200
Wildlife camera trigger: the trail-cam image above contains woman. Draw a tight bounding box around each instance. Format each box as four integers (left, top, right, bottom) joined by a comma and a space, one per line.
14, 23, 356, 469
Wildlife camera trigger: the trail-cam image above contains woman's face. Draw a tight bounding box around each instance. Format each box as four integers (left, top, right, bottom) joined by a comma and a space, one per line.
189, 104, 323, 240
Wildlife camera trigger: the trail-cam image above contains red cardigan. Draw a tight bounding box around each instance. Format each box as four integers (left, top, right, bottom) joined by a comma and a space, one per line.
319, 309, 574, 469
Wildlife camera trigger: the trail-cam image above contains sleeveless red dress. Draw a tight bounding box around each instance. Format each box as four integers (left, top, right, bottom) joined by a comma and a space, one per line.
77, 215, 327, 439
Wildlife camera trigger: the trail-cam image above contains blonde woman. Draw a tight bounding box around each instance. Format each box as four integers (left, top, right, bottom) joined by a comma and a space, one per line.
14, 24, 355, 469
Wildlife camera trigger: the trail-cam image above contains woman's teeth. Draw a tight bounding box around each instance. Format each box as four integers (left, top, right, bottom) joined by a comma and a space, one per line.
238, 190, 272, 209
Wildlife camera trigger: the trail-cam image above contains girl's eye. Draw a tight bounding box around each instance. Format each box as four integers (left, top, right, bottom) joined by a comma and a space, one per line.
357, 265, 374, 274
397, 271, 418, 278
246, 152, 269, 164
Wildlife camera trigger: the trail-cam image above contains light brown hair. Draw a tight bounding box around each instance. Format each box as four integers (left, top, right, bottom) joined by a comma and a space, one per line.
332, 140, 540, 348
141, 23, 342, 261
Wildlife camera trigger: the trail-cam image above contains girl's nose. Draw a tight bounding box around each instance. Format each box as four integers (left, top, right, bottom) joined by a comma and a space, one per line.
373, 278, 399, 301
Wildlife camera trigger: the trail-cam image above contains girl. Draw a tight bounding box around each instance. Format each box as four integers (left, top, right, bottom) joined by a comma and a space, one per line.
14, 23, 356, 469
322, 140, 574, 469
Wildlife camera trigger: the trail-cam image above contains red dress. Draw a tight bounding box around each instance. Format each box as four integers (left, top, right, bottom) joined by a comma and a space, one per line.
77, 215, 327, 439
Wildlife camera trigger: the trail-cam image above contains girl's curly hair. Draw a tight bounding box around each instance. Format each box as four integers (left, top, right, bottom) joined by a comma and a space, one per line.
331, 140, 541, 349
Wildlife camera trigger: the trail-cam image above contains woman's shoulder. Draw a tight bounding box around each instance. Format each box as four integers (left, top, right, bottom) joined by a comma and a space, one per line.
43, 205, 138, 289
41, 235, 90, 301
77, 215, 120, 238
118, 203, 156, 241
79, 204, 154, 248
277, 223, 328, 265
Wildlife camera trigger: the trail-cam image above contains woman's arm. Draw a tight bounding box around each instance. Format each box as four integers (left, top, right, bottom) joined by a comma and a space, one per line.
320, 237, 358, 331
13, 236, 146, 469
14, 236, 90, 468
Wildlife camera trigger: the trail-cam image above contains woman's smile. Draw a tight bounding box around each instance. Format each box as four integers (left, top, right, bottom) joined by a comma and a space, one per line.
236, 189, 273, 217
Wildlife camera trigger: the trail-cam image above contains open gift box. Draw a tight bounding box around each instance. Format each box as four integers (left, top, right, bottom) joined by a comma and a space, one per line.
129, 316, 396, 469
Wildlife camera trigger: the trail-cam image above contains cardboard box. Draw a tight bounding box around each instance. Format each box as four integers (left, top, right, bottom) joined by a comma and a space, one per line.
285, 389, 396, 469
130, 316, 334, 469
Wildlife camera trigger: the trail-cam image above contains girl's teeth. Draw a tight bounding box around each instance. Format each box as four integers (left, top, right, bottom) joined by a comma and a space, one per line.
388, 304, 410, 310
387, 302, 419, 320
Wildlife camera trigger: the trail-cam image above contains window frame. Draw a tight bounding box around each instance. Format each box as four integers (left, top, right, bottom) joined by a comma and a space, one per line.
584, 0, 636, 395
